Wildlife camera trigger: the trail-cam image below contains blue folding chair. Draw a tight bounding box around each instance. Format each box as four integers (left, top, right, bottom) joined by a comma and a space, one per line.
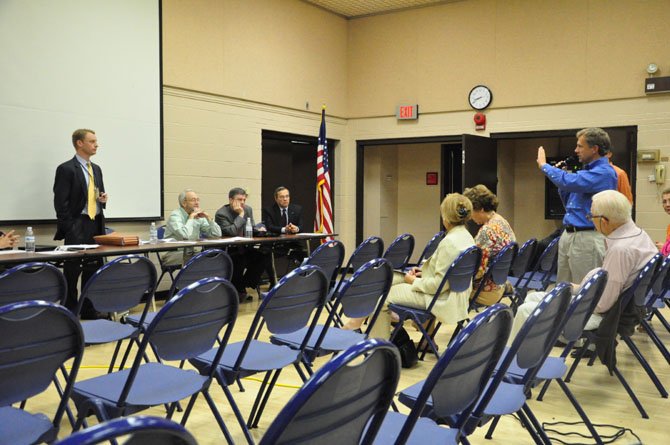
189, 265, 329, 431
372, 304, 513, 445
301, 239, 345, 295
448, 243, 517, 344
0, 300, 84, 445
565, 254, 661, 419
389, 246, 482, 360
637, 255, 670, 364
521, 236, 559, 292
464, 282, 573, 443
404, 231, 446, 271
55, 415, 197, 445
259, 338, 401, 445
0, 261, 67, 305
271, 258, 393, 371
76, 255, 157, 372
335, 236, 384, 293
382, 233, 415, 270
505, 237, 537, 288
155, 224, 182, 289
520, 270, 609, 445
69, 277, 241, 444
126, 248, 233, 330
397, 283, 573, 444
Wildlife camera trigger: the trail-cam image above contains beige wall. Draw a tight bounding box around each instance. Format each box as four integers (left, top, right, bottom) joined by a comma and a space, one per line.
347, 0, 670, 117
163, 0, 348, 117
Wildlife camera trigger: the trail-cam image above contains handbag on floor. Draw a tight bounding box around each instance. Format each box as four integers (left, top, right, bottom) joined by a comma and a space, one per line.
391, 326, 418, 368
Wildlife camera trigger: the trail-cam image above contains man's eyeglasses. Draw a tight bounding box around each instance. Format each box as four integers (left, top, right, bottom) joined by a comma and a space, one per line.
586, 213, 608, 222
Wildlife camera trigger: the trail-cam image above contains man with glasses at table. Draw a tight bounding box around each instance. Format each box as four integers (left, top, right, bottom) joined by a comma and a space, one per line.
536, 127, 617, 284
161, 189, 222, 267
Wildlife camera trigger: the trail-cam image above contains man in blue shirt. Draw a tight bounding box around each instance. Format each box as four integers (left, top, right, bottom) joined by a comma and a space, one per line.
537, 127, 618, 283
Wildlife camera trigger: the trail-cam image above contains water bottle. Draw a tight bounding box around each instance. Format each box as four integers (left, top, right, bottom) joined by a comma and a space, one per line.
25, 226, 36, 253
244, 217, 253, 238
149, 222, 158, 244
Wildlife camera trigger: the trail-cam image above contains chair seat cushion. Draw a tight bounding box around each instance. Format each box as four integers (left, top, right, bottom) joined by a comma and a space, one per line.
82, 319, 138, 344
272, 325, 366, 354
0, 406, 53, 445
124, 312, 156, 328
192, 340, 299, 378
72, 362, 208, 409
388, 303, 433, 324
372, 411, 459, 445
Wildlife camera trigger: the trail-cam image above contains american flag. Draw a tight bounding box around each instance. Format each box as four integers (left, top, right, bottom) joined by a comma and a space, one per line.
314, 107, 333, 240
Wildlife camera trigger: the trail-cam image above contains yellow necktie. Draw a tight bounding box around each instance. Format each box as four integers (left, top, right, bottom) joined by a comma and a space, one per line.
87, 162, 96, 220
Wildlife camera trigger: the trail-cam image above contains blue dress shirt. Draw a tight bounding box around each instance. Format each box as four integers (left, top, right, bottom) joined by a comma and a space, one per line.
541, 157, 617, 228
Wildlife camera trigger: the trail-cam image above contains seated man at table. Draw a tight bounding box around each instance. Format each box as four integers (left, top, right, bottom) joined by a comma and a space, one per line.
216, 187, 266, 300
262, 186, 306, 284
161, 189, 222, 266
510, 190, 657, 353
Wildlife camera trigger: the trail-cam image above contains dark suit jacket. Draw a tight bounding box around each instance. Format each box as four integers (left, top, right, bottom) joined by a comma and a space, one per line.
53, 156, 106, 240
262, 203, 303, 235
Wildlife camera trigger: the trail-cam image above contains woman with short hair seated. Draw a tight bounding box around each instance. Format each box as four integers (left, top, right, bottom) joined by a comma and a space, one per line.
344, 193, 476, 340
463, 184, 516, 306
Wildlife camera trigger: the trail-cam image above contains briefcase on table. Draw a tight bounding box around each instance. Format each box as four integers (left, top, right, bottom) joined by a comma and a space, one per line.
93, 233, 140, 246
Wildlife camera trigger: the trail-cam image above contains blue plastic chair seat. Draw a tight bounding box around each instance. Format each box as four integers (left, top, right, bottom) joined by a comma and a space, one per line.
0, 406, 52, 445
272, 325, 366, 353
372, 411, 459, 445
125, 311, 156, 329
81, 319, 139, 344
72, 363, 208, 408
194, 340, 299, 377
505, 355, 568, 381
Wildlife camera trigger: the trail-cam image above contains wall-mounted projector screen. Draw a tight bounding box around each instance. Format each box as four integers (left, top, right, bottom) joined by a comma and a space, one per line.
0, 0, 162, 223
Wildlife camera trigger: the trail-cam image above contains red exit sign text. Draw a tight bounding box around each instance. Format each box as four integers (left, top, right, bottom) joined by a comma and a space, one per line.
396, 104, 419, 120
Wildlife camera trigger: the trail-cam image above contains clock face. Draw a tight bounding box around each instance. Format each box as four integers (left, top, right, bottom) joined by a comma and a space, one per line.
468, 85, 492, 110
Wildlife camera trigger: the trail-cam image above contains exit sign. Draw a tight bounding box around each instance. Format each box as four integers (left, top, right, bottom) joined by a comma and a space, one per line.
396, 104, 419, 120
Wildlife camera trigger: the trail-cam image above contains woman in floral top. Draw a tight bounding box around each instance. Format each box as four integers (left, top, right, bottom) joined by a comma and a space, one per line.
464, 184, 516, 305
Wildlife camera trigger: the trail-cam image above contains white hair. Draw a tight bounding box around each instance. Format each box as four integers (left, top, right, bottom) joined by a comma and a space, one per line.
591, 190, 632, 225
178, 189, 195, 205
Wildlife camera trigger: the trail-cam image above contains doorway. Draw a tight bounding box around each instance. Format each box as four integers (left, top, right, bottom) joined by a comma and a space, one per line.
261, 130, 336, 233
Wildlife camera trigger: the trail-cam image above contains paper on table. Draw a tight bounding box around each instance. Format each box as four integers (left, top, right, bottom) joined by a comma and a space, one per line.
35, 250, 79, 255
295, 232, 331, 236
0, 250, 22, 255
55, 244, 99, 251
227, 236, 253, 241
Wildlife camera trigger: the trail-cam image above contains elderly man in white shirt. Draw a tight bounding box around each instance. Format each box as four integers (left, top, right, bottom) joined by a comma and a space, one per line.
161, 189, 222, 266
510, 190, 657, 341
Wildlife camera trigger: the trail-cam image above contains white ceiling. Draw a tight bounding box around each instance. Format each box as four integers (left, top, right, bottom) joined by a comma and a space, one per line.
302, 0, 462, 19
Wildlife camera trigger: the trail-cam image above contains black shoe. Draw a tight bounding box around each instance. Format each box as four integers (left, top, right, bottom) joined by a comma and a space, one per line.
554, 338, 569, 348
80, 311, 109, 320
570, 347, 596, 359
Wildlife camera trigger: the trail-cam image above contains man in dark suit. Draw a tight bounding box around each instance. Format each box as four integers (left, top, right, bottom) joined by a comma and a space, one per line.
53, 129, 108, 316
262, 186, 306, 284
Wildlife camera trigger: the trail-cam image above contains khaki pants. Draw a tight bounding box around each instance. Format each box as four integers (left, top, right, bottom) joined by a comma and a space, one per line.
557, 230, 606, 284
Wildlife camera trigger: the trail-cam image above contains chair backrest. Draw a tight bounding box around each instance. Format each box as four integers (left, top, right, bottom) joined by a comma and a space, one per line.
54, 415, 198, 445
416, 231, 446, 265
468, 283, 572, 429
78, 254, 157, 314
644, 255, 670, 310
623, 253, 662, 309
235, 265, 328, 369
120, 278, 238, 404
562, 269, 609, 342
259, 338, 401, 445
508, 238, 537, 279
346, 236, 385, 274
157, 225, 166, 240
0, 262, 67, 306
470, 243, 518, 304
0, 300, 84, 431
394, 304, 513, 444
382, 233, 415, 269
170, 248, 233, 296
523, 236, 559, 286
426, 246, 481, 313
315, 258, 393, 347
304, 239, 345, 286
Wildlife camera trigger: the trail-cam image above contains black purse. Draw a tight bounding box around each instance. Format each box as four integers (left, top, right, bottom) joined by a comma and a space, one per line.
391, 326, 418, 368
